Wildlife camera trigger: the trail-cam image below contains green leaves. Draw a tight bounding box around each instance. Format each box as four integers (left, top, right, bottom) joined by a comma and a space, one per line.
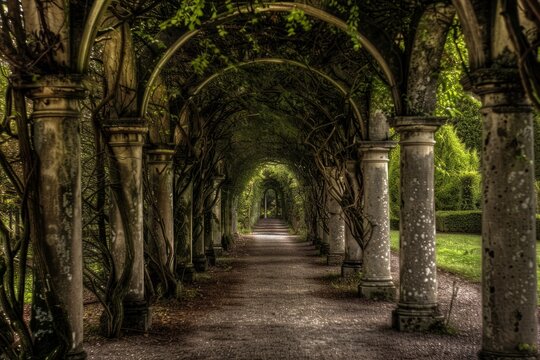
285, 8, 312, 36
160, 0, 207, 31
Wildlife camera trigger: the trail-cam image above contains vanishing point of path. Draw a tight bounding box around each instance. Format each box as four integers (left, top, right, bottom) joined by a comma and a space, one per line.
86, 218, 483, 359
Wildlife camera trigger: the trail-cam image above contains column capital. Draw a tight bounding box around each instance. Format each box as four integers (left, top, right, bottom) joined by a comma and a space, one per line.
147, 146, 175, 165
391, 116, 445, 133
12, 74, 86, 96
358, 141, 397, 151
103, 121, 148, 147
461, 67, 521, 95
359, 141, 397, 163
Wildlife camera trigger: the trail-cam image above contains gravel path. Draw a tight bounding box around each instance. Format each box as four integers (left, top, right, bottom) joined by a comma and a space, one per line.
85, 220, 494, 359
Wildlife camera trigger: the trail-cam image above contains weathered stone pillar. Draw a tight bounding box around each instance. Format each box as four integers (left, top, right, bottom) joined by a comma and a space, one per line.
176, 173, 195, 282
27, 75, 86, 358
211, 178, 224, 257
193, 194, 208, 272
392, 116, 444, 331
468, 69, 537, 360
326, 195, 345, 265
341, 160, 363, 277
319, 214, 330, 255
106, 123, 150, 331
147, 147, 175, 274
358, 142, 396, 300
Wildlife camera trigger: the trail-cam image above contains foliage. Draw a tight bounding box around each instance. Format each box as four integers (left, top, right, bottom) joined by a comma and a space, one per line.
435, 210, 482, 234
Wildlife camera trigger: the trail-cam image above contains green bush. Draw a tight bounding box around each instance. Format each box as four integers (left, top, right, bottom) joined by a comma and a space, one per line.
390, 217, 399, 230
435, 210, 481, 234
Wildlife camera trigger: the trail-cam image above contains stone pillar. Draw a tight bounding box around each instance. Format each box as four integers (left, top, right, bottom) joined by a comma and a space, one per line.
342, 224, 362, 277
358, 142, 396, 300
176, 173, 195, 282
391, 117, 443, 331
341, 160, 363, 277
27, 75, 86, 358
193, 190, 208, 272
211, 178, 224, 257
319, 214, 330, 255
326, 195, 345, 266
105, 123, 150, 332
469, 69, 537, 360
147, 147, 175, 274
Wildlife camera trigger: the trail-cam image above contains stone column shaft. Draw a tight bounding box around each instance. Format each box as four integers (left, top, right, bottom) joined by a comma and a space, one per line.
358, 142, 396, 300
470, 70, 538, 360
327, 195, 346, 265
392, 117, 444, 331
28, 75, 85, 358
175, 173, 195, 281
147, 148, 175, 274
341, 160, 363, 277
193, 186, 208, 272
211, 179, 223, 257
106, 124, 150, 331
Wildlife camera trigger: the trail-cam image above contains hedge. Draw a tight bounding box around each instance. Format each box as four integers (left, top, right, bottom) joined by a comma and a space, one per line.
392, 212, 540, 240
435, 210, 481, 234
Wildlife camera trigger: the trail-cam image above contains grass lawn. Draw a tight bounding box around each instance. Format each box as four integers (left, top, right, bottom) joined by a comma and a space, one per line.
390, 231, 540, 301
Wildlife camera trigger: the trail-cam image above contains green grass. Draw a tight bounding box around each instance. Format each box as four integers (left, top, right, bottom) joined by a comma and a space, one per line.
390, 231, 540, 301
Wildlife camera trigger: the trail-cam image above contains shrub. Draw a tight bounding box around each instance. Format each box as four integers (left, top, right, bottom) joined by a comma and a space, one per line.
390, 217, 400, 230
435, 210, 481, 234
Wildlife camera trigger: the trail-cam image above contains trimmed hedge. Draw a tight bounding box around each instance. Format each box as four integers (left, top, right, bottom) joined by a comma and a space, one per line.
435, 210, 481, 234
392, 212, 540, 239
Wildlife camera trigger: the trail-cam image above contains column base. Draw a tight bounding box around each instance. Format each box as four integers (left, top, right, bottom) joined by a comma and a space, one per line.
319, 243, 330, 255
392, 303, 443, 332
212, 246, 223, 258
478, 349, 538, 360
358, 280, 396, 301
327, 253, 344, 266
341, 261, 362, 277
123, 300, 151, 332
176, 263, 196, 282
193, 255, 208, 272
66, 350, 87, 360
205, 249, 217, 266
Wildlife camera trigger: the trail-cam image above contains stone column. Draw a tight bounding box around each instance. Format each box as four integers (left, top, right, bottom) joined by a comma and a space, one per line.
193, 189, 208, 272
211, 178, 224, 257
358, 142, 396, 300
391, 117, 443, 331
176, 173, 195, 282
468, 69, 537, 360
341, 160, 363, 277
147, 147, 175, 274
326, 196, 345, 266
105, 123, 150, 331
26, 75, 86, 358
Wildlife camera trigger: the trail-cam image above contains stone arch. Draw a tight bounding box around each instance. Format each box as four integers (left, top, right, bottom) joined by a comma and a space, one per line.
140, 2, 402, 117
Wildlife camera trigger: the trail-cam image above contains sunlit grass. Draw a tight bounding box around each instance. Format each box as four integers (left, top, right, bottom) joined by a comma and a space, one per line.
390, 231, 540, 302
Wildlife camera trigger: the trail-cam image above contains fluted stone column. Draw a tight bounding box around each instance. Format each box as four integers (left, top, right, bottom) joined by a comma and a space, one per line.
467, 69, 538, 360
341, 160, 363, 277
392, 116, 444, 331
26, 75, 86, 358
147, 147, 175, 274
358, 142, 396, 300
176, 173, 195, 282
106, 123, 150, 331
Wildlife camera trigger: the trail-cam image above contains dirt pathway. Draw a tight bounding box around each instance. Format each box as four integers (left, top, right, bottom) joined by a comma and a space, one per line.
85, 220, 483, 359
